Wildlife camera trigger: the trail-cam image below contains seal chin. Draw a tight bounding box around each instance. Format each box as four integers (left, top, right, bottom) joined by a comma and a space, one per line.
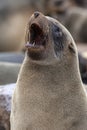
26, 23, 47, 53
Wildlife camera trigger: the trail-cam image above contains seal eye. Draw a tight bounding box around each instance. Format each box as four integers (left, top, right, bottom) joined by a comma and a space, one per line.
52, 24, 64, 55
54, 28, 62, 38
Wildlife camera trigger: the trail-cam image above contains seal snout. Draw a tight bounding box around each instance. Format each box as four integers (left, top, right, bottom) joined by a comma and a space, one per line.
25, 12, 50, 60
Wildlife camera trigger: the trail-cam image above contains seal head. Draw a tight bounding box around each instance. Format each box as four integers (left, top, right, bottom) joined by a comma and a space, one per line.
25, 11, 77, 65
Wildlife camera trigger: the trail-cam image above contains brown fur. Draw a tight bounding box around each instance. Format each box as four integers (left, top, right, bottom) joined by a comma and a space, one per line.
11, 12, 87, 130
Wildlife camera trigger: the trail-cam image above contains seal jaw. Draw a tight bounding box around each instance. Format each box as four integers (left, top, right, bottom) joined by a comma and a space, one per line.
26, 23, 47, 52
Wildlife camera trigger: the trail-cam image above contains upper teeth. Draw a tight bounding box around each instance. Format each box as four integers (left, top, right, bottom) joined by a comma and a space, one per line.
33, 42, 35, 46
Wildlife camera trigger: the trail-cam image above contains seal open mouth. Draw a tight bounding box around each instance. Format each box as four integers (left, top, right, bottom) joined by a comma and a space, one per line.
26, 23, 47, 52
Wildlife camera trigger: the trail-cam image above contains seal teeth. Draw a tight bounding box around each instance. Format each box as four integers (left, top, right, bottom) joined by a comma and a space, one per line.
33, 42, 35, 46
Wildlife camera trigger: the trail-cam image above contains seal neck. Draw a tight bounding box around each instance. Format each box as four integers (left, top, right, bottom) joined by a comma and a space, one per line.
18, 55, 83, 93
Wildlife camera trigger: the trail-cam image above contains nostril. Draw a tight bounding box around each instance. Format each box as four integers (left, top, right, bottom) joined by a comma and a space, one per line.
54, 0, 63, 6
34, 11, 40, 18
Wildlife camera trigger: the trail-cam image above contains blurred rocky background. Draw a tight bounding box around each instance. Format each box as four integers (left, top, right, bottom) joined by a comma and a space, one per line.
0, 0, 87, 129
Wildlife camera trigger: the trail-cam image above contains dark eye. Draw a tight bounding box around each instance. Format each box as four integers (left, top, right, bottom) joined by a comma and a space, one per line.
52, 23, 64, 55
52, 24, 63, 43
52, 24, 62, 38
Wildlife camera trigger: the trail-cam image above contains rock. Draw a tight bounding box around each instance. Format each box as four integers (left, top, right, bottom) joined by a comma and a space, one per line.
0, 84, 15, 130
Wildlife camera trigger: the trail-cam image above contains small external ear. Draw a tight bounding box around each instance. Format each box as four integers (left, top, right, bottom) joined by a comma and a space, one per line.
69, 42, 76, 54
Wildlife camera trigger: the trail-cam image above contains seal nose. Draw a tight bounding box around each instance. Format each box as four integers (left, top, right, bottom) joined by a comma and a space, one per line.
34, 11, 40, 18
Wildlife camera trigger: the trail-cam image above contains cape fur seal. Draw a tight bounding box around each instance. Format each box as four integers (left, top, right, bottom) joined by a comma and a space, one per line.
11, 12, 87, 130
